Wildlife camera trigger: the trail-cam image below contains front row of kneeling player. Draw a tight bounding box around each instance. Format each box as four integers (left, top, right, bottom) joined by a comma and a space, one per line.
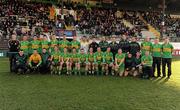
14, 46, 153, 79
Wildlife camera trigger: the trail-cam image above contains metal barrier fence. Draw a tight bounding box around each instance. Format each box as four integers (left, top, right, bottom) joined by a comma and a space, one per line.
173, 49, 180, 56
0, 50, 8, 57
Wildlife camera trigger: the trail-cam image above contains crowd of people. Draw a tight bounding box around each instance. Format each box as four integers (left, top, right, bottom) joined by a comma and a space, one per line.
8, 34, 174, 79
0, 0, 54, 37
77, 8, 141, 36
142, 11, 180, 38
1, 0, 180, 40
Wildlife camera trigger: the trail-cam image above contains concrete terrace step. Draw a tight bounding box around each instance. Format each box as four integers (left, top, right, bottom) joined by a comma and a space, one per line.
0, 41, 8, 50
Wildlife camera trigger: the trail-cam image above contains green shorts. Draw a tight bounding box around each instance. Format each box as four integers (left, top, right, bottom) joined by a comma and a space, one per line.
52, 61, 60, 66
106, 61, 113, 65
118, 65, 124, 72
96, 61, 103, 65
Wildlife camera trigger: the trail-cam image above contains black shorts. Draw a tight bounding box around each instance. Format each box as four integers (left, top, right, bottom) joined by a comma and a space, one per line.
32, 62, 39, 67
125, 67, 133, 71
80, 62, 86, 67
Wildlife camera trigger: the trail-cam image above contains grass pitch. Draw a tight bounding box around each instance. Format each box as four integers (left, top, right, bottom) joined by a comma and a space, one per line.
0, 57, 180, 110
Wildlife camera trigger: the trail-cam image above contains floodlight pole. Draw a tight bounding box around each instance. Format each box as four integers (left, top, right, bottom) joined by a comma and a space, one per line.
161, 0, 166, 38
61, 0, 64, 18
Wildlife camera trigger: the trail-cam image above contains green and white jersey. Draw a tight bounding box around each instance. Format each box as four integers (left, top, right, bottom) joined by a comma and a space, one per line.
71, 53, 79, 63
79, 53, 87, 63
59, 40, 70, 51
162, 43, 174, 58
87, 53, 95, 62
152, 43, 162, 57
41, 40, 50, 49
104, 52, 114, 63
141, 55, 153, 67
61, 53, 70, 62
70, 41, 80, 51
115, 53, 125, 66
20, 41, 30, 54
51, 51, 60, 63
94, 52, 105, 63
141, 41, 153, 55
30, 40, 41, 53
50, 40, 58, 48
31, 40, 41, 50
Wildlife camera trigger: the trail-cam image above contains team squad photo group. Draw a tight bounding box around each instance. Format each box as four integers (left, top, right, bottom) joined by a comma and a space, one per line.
8, 34, 174, 79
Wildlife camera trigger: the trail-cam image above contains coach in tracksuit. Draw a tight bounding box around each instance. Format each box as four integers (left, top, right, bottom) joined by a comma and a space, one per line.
152, 38, 162, 77
89, 38, 99, 52
99, 37, 109, 52
119, 35, 130, 53
109, 37, 119, 58
8, 34, 20, 72
129, 37, 141, 57
162, 37, 174, 78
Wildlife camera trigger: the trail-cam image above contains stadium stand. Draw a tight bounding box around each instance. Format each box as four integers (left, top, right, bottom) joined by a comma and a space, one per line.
0, 0, 180, 43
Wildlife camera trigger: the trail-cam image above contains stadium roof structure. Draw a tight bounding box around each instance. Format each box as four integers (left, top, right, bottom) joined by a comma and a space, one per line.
114, 0, 180, 13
